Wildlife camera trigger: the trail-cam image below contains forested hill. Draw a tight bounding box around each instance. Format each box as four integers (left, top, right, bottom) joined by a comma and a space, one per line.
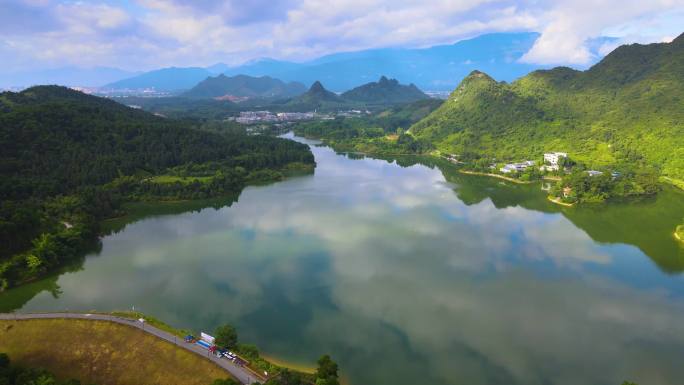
410, 33, 684, 182
0, 86, 314, 290
341, 76, 429, 104
285, 81, 344, 110
182, 74, 306, 99
0, 86, 313, 200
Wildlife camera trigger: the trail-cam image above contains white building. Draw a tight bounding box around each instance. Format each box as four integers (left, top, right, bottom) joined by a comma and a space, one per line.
500, 161, 535, 174
544, 152, 568, 166
586, 170, 604, 177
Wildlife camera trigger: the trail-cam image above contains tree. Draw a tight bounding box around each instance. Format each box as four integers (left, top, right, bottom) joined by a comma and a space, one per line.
215, 324, 238, 349
315, 355, 339, 385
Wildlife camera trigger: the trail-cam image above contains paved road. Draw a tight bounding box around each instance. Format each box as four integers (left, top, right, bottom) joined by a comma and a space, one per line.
0, 312, 266, 385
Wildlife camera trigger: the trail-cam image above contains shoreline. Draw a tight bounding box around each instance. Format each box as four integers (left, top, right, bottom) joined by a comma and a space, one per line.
547, 196, 575, 207
260, 354, 316, 374
661, 176, 684, 191
457, 170, 535, 184
3, 163, 315, 293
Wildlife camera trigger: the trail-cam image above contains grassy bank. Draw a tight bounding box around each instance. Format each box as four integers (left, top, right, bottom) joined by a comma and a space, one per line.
547, 196, 575, 207
457, 170, 535, 184
0, 318, 230, 385
661, 176, 684, 191
107, 311, 308, 383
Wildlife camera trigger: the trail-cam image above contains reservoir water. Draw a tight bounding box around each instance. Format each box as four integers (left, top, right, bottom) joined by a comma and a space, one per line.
3, 134, 684, 385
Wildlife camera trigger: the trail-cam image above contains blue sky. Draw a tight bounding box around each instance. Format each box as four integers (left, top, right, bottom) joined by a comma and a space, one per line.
1, 0, 683, 71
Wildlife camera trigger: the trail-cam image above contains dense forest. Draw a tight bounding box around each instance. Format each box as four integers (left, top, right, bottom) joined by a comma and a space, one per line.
410, 34, 684, 184
0, 86, 315, 290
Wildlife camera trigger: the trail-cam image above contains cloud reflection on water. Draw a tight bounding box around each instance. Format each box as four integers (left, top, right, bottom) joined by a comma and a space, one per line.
15, 141, 684, 385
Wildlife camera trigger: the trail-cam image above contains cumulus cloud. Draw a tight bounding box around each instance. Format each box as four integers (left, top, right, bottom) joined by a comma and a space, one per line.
0, 0, 682, 71
520, 0, 684, 65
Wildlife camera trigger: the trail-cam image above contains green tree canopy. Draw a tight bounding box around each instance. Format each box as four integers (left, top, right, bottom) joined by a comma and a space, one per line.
214, 324, 238, 349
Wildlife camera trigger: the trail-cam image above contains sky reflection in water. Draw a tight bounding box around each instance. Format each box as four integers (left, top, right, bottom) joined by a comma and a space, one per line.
8, 136, 684, 385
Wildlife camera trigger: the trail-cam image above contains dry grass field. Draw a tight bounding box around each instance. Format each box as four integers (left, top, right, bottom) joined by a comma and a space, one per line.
0, 318, 231, 385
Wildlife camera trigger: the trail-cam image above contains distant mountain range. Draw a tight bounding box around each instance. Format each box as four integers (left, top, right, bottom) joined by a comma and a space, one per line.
227, 32, 547, 91
183, 74, 306, 99
284, 77, 429, 110
411, 33, 684, 181
93, 32, 614, 93
3, 32, 618, 92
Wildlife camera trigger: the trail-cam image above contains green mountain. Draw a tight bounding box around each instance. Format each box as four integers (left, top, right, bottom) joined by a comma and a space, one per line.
0, 86, 314, 290
341, 76, 429, 104
286, 81, 344, 110
411, 33, 684, 181
182, 74, 306, 99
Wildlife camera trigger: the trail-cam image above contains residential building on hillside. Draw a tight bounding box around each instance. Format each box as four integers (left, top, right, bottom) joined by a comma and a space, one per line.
544, 152, 568, 165
541, 152, 568, 171
500, 160, 535, 174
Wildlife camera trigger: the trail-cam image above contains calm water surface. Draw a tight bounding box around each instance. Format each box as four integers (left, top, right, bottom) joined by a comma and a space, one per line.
3, 134, 684, 385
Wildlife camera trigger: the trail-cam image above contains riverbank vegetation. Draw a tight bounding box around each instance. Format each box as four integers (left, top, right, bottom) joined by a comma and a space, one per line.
292, 99, 441, 154
548, 168, 660, 204
676, 220, 684, 242
0, 86, 315, 291
211, 323, 340, 385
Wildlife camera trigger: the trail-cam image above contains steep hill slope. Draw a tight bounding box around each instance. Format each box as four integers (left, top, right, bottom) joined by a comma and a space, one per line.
411, 34, 684, 180
0, 86, 312, 199
183, 74, 306, 99
341, 76, 429, 104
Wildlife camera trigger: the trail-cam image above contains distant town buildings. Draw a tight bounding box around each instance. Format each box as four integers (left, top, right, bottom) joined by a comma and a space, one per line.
232, 111, 315, 124
229, 110, 365, 124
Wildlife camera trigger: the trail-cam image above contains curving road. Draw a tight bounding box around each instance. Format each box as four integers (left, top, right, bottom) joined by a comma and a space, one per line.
0, 312, 266, 385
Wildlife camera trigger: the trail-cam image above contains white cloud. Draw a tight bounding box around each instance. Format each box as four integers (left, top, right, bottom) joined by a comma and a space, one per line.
520, 0, 684, 65
0, 0, 682, 71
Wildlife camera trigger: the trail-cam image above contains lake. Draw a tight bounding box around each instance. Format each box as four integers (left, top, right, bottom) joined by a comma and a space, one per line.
3, 133, 684, 385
